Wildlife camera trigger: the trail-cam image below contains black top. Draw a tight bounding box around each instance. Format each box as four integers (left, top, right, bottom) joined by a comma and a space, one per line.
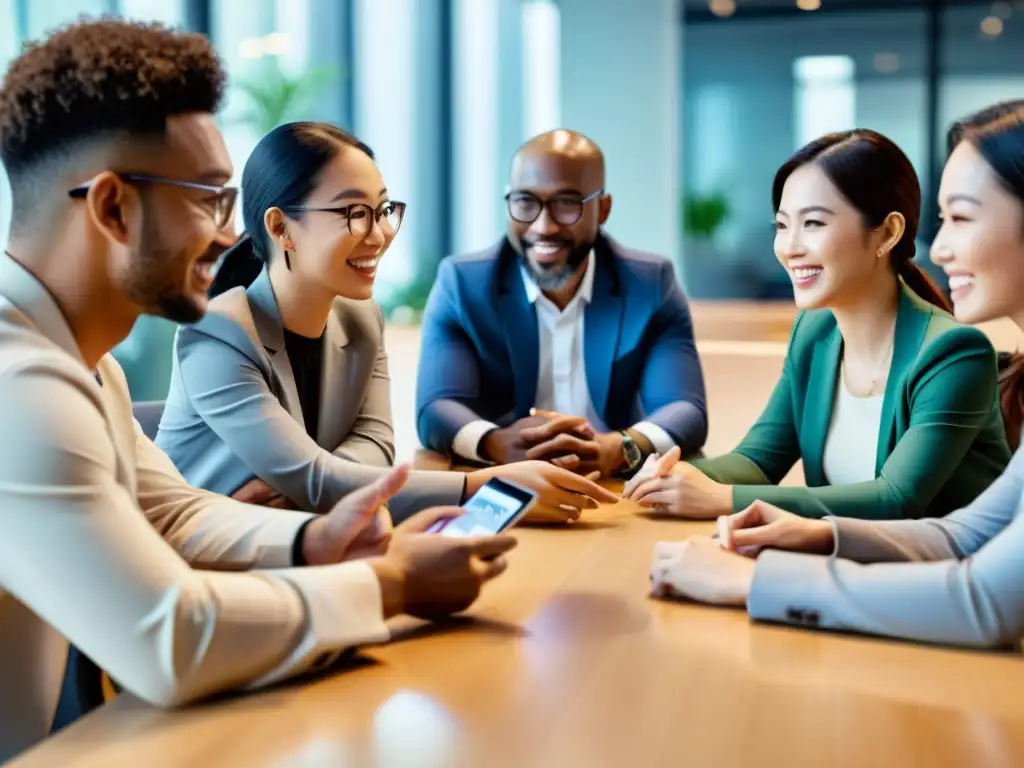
283, 328, 326, 436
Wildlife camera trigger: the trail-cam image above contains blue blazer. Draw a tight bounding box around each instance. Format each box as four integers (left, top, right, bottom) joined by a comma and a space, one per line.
415, 232, 708, 455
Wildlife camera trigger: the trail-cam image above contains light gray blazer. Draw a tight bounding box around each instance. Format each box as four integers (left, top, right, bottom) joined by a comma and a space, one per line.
749, 437, 1024, 649
156, 268, 464, 520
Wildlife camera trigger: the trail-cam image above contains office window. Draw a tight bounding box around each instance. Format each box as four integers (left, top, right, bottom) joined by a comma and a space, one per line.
118, 0, 184, 26
682, 8, 927, 299
793, 55, 855, 149
0, 1, 16, 246
452, 0, 501, 255
353, 0, 415, 299
521, 0, 561, 138
24, 0, 111, 38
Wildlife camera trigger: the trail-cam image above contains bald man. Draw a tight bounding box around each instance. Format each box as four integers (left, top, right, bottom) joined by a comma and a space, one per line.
416, 130, 708, 476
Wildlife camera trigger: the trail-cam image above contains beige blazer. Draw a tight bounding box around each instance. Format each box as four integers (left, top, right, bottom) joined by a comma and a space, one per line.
0, 255, 389, 762
156, 268, 463, 520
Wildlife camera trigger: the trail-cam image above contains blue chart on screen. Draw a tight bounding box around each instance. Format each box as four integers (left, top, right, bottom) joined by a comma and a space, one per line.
445, 485, 522, 537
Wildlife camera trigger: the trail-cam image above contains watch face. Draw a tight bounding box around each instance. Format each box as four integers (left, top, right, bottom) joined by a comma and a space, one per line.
622, 435, 642, 468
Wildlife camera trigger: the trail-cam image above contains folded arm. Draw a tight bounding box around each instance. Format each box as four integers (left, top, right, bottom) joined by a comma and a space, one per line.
416, 260, 493, 456
633, 263, 708, 456
0, 367, 388, 708
176, 328, 464, 519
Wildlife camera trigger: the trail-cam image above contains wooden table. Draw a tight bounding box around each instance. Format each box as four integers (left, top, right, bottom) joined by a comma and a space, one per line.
13, 484, 1024, 767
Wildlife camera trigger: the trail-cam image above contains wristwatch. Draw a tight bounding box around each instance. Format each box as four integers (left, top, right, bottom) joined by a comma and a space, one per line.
618, 431, 643, 475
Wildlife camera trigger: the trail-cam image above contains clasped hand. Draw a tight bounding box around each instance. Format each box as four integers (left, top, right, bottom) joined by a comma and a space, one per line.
621, 449, 732, 520
648, 500, 835, 606
481, 410, 626, 478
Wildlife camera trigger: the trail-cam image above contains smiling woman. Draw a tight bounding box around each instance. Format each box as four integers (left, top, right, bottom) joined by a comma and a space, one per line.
651, 102, 1024, 655
625, 128, 1011, 523
154, 121, 618, 524
156, 121, 411, 497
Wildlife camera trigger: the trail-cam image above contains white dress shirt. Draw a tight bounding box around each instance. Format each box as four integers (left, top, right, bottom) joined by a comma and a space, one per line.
821, 375, 884, 485
452, 254, 675, 462
0, 254, 389, 762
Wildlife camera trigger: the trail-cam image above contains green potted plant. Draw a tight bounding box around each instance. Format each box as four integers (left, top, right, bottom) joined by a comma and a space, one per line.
681, 191, 750, 299
683, 191, 730, 242
379, 265, 438, 325
235, 59, 342, 134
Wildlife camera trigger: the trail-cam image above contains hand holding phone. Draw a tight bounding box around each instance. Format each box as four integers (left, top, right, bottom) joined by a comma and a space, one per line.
428, 478, 538, 537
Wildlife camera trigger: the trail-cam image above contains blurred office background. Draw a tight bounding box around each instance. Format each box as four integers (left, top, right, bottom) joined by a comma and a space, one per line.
0, 0, 1021, 402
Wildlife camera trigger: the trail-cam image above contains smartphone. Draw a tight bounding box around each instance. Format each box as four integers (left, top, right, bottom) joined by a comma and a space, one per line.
428, 478, 538, 537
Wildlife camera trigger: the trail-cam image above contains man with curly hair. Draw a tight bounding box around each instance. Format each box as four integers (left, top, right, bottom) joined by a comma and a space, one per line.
0, 19, 515, 760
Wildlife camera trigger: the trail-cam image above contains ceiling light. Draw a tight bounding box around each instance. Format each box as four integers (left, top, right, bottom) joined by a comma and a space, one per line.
873, 52, 900, 74
796, 0, 822, 10
980, 15, 1004, 36
709, 0, 736, 17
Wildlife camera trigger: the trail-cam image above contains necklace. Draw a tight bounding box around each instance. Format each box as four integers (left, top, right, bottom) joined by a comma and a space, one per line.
843, 335, 895, 398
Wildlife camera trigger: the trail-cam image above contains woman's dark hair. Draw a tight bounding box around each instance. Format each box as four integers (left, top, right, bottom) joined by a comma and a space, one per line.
772, 129, 952, 313
209, 122, 375, 297
949, 100, 1024, 448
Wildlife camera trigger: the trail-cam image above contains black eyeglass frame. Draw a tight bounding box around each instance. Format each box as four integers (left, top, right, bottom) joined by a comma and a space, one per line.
503, 188, 605, 226
279, 201, 408, 240
68, 174, 239, 230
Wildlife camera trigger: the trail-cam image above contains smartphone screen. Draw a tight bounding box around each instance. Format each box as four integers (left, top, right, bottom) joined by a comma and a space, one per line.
429, 478, 537, 537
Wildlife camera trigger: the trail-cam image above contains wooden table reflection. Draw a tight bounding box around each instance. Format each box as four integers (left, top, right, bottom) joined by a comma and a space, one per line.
13, 462, 1024, 767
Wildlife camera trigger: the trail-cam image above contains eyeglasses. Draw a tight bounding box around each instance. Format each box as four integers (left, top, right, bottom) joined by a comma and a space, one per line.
504, 189, 605, 226
68, 174, 239, 230
280, 201, 407, 240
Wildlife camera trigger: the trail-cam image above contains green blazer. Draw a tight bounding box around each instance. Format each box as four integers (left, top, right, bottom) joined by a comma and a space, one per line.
693, 287, 1011, 519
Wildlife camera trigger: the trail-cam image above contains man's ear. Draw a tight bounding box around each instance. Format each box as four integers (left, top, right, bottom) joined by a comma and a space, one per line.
84, 172, 135, 247
598, 193, 613, 226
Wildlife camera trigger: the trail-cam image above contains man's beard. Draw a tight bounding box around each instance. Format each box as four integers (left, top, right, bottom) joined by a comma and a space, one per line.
525, 238, 593, 292
123, 212, 206, 325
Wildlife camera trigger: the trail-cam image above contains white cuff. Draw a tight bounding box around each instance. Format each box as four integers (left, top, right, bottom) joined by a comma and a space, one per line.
630, 421, 676, 456
452, 420, 500, 464
246, 561, 390, 689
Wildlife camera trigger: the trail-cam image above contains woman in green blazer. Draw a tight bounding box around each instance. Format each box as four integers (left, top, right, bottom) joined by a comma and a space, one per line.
625, 129, 1010, 520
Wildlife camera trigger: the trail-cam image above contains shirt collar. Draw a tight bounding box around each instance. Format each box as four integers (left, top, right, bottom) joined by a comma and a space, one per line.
0, 251, 86, 365
519, 250, 596, 307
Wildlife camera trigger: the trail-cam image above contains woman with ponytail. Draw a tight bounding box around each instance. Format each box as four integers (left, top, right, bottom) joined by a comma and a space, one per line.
155, 122, 616, 521
646, 104, 1024, 655
625, 129, 1010, 521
